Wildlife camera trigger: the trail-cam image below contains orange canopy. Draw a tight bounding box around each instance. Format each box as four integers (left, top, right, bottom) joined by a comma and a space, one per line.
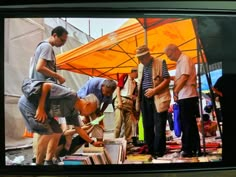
56, 18, 204, 80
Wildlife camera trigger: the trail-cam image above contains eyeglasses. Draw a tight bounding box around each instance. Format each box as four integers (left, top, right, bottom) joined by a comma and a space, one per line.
58, 36, 67, 43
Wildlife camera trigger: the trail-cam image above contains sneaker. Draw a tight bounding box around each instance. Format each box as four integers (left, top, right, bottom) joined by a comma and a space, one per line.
180, 151, 193, 157
32, 157, 36, 163
152, 152, 164, 159
44, 160, 54, 165
193, 150, 203, 157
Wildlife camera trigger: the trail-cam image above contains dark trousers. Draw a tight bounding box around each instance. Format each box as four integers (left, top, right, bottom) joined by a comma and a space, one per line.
141, 94, 167, 155
215, 108, 223, 122
167, 113, 174, 131
178, 96, 200, 153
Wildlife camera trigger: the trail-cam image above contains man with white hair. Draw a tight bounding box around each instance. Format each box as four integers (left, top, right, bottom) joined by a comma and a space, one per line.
78, 77, 117, 141
18, 82, 103, 165
164, 43, 202, 157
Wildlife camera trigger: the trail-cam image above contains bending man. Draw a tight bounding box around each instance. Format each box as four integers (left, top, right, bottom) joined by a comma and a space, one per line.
18, 82, 103, 165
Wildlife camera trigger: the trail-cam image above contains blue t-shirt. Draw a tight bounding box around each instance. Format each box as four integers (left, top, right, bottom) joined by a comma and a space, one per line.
77, 77, 112, 105
29, 41, 56, 81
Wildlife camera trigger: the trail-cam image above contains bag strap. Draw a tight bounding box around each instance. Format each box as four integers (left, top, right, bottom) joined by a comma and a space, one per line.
123, 74, 128, 86
29, 41, 57, 83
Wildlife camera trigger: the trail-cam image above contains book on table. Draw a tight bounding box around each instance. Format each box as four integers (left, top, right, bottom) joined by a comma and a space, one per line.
103, 138, 127, 164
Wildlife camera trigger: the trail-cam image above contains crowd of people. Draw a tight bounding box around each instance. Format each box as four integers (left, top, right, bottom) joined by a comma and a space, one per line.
18, 26, 222, 165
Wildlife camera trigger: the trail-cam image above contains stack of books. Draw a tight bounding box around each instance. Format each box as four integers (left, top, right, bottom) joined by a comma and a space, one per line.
63, 146, 112, 165
103, 138, 127, 164
63, 154, 92, 165
63, 138, 128, 165
83, 146, 112, 164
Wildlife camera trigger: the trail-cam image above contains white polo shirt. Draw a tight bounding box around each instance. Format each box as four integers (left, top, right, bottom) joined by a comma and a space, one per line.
120, 75, 136, 98
175, 53, 198, 100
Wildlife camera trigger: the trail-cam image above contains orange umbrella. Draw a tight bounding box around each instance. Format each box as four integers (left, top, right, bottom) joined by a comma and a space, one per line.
56, 18, 204, 80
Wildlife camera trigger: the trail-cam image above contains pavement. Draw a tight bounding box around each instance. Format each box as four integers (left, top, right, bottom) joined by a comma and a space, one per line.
5, 130, 222, 165
5, 131, 115, 165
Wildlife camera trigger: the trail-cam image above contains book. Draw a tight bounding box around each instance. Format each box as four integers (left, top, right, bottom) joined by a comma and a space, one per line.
63, 155, 92, 165
152, 159, 172, 164
126, 154, 152, 162
63, 160, 86, 165
83, 146, 104, 153
103, 138, 127, 164
81, 147, 112, 164
74, 152, 102, 165
104, 143, 121, 164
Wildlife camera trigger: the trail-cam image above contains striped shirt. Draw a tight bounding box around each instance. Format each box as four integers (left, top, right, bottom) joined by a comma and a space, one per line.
142, 59, 169, 91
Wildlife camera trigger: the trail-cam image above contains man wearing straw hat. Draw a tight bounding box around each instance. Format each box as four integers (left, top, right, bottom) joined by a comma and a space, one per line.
135, 45, 171, 158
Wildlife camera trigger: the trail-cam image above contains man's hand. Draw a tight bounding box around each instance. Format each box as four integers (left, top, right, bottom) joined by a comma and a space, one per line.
92, 141, 104, 147
173, 92, 178, 102
173, 95, 178, 102
82, 116, 91, 124
131, 95, 137, 101
130, 113, 138, 124
35, 107, 48, 123
117, 101, 123, 109
56, 74, 66, 84
144, 88, 155, 98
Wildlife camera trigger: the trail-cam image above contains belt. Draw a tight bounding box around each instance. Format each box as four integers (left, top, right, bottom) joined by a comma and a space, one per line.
121, 96, 132, 100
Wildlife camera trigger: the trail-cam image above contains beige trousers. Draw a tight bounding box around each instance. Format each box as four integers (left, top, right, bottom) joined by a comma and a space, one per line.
114, 97, 134, 142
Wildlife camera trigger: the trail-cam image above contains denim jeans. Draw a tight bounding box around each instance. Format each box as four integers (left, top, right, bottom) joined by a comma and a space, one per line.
18, 95, 61, 135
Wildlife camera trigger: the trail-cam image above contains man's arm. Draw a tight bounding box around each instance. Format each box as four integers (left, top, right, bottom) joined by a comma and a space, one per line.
75, 126, 103, 147
36, 59, 65, 84
144, 60, 170, 98
173, 74, 189, 102
144, 77, 170, 98
173, 74, 189, 94
100, 102, 109, 115
116, 87, 123, 108
212, 87, 223, 97
35, 82, 52, 123
96, 102, 109, 128
77, 82, 89, 98
153, 77, 170, 94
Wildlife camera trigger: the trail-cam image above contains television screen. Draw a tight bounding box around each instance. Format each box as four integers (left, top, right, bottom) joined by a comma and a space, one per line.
1, 1, 236, 176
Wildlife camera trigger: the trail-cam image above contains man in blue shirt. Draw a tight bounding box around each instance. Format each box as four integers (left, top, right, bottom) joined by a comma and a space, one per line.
77, 77, 117, 139
78, 77, 116, 112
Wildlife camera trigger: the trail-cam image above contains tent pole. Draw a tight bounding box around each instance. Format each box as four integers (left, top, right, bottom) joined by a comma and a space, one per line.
191, 18, 206, 156
144, 29, 147, 46
144, 18, 148, 46
192, 19, 223, 140
200, 63, 223, 139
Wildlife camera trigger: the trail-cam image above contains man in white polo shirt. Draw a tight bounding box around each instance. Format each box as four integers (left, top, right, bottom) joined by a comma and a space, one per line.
164, 44, 202, 157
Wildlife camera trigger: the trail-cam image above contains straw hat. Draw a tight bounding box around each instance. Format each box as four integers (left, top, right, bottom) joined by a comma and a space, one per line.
136, 45, 149, 57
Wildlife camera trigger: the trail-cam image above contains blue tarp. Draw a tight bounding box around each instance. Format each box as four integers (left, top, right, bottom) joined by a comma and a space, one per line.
200, 69, 222, 91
